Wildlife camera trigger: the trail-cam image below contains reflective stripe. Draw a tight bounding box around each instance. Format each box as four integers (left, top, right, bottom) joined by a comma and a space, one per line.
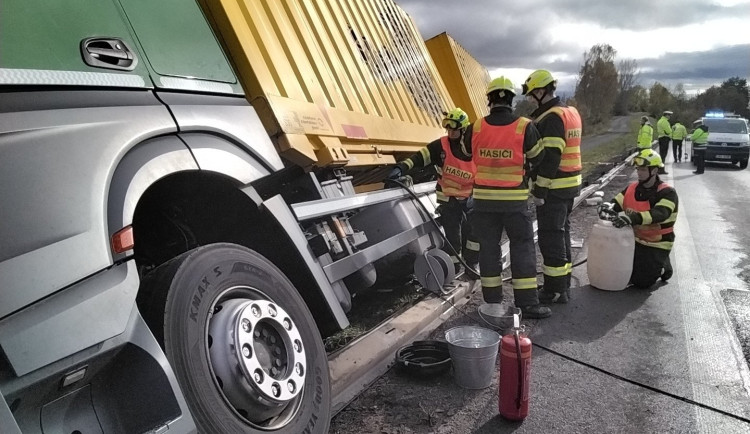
526, 139, 544, 159
419, 147, 431, 165
0, 68, 147, 87
657, 198, 676, 211
516, 118, 530, 134
512, 277, 538, 290
403, 158, 415, 170
465, 240, 480, 251
450, 255, 460, 264
543, 264, 569, 277
475, 172, 524, 183
473, 188, 530, 201
436, 190, 448, 202
640, 211, 653, 225
637, 239, 674, 250
614, 193, 624, 208
536, 175, 552, 188
481, 276, 503, 288
549, 174, 582, 189
541, 136, 566, 152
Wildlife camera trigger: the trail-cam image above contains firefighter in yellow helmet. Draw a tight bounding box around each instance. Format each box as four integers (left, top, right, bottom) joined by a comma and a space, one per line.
455, 76, 551, 318
601, 149, 678, 288
522, 69, 582, 304
387, 108, 479, 272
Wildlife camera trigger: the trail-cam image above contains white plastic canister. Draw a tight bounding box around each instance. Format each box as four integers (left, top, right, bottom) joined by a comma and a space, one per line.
586, 219, 635, 291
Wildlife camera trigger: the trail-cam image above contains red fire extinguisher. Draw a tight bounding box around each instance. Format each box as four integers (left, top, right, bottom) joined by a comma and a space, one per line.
499, 315, 531, 420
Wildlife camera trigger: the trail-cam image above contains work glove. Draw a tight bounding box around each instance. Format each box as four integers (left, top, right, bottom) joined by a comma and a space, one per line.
597, 202, 617, 220
612, 211, 633, 228
386, 166, 403, 181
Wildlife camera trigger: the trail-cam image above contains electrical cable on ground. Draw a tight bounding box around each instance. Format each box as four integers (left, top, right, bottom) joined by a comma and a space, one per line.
389, 178, 750, 426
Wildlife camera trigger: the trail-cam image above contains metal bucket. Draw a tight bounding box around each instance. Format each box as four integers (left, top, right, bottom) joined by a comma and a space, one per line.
444, 326, 501, 389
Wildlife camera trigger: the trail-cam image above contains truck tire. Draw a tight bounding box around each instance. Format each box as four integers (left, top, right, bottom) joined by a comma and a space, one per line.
139, 243, 330, 433
741, 159, 748, 169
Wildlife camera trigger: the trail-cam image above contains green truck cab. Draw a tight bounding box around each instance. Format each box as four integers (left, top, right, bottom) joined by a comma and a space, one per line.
0, 1, 459, 432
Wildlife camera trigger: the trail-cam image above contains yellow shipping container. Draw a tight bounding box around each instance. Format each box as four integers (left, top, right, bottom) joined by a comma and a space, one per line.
199, 0, 456, 172
425, 32, 491, 123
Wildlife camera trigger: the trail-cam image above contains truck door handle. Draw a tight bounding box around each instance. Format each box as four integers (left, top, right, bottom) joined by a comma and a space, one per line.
80, 38, 138, 71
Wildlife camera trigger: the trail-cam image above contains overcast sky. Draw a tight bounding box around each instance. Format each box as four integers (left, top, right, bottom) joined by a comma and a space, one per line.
397, 0, 750, 96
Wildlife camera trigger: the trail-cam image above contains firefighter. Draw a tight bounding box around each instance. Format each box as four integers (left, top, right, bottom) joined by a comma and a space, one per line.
691, 121, 709, 174
656, 110, 673, 173
522, 70, 582, 304
671, 121, 687, 162
456, 76, 551, 319
637, 115, 654, 151
606, 149, 678, 288
388, 108, 479, 272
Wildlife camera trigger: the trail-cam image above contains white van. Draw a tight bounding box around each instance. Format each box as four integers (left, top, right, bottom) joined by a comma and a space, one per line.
691, 115, 750, 169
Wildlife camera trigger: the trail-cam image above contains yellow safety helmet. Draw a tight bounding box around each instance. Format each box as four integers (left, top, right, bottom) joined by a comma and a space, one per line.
522, 69, 556, 95
633, 149, 664, 168
486, 76, 516, 96
441, 107, 470, 130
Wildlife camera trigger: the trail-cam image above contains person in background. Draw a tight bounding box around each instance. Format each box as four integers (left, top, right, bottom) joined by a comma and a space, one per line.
691, 121, 709, 175
656, 111, 673, 174
603, 149, 678, 288
671, 121, 687, 162
387, 108, 479, 273
456, 76, 551, 318
637, 115, 654, 152
522, 69, 583, 305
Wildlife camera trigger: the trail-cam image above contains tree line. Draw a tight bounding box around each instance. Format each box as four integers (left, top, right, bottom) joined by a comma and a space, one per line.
518, 43, 750, 130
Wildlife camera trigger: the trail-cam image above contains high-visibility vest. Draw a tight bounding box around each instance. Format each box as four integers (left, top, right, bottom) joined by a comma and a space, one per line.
536, 106, 583, 190
472, 117, 529, 201
692, 128, 709, 146
436, 136, 475, 201
672, 124, 687, 140
637, 123, 653, 149
622, 182, 675, 248
657, 116, 672, 138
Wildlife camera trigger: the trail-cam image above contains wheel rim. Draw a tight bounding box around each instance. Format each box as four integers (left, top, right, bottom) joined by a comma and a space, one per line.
207, 286, 307, 429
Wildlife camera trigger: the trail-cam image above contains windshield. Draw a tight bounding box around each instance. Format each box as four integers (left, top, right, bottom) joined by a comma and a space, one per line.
703, 118, 749, 134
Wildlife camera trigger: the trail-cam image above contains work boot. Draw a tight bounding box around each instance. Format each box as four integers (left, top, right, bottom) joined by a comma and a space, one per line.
661, 258, 673, 282
519, 304, 551, 319
539, 289, 569, 304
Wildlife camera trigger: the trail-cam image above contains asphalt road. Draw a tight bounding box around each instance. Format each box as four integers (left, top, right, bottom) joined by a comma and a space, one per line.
330, 151, 750, 433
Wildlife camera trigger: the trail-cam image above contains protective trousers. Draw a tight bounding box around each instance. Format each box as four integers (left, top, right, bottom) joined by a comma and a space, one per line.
537, 198, 574, 293
630, 243, 672, 288
438, 198, 479, 268
672, 139, 683, 162
658, 137, 671, 168
694, 147, 706, 174
472, 209, 539, 306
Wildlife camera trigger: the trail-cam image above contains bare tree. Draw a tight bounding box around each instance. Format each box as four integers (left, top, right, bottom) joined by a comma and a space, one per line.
614, 59, 640, 115
574, 44, 619, 125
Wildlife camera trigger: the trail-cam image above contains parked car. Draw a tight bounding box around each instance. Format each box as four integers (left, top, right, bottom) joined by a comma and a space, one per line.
690, 115, 750, 169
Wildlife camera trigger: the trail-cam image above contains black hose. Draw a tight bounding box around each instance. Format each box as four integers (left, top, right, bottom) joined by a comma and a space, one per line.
388, 178, 589, 286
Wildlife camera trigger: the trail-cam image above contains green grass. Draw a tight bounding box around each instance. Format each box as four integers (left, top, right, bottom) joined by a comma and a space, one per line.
581, 115, 642, 179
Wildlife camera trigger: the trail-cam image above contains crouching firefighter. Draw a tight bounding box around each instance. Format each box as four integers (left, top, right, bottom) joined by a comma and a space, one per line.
388, 108, 480, 273
607, 149, 678, 288
456, 76, 551, 318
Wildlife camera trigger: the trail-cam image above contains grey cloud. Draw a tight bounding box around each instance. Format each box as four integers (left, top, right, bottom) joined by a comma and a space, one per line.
638, 44, 750, 90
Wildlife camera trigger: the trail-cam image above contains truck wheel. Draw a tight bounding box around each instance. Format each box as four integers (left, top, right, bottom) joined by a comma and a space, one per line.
139, 243, 330, 433
741, 159, 748, 169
